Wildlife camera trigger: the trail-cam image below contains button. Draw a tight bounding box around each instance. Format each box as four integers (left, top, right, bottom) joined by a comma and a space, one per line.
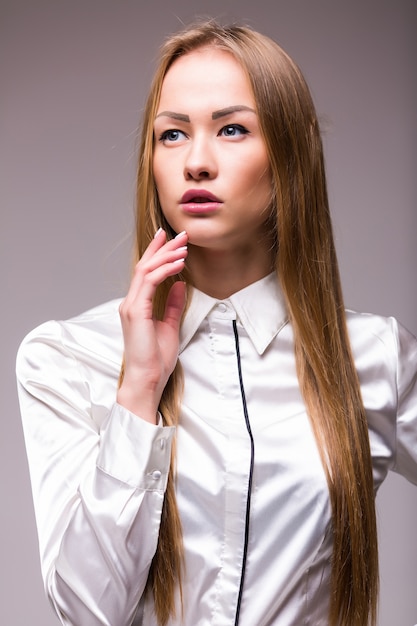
217, 303, 227, 313
151, 470, 162, 481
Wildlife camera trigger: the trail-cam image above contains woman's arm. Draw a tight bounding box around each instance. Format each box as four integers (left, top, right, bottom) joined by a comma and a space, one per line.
17, 328, 172, 625
16, 229, 188, 626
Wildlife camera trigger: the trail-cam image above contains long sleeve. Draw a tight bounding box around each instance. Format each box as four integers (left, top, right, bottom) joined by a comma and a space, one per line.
349, 312, 417, 490
391, 318, 417, 483
16, 314, 175, 626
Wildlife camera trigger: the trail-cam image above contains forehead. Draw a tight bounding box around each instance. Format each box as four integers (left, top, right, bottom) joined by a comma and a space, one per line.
157, 47, 255, 112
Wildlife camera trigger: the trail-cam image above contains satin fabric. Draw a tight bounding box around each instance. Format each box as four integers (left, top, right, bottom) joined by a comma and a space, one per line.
16, 274, 417, 625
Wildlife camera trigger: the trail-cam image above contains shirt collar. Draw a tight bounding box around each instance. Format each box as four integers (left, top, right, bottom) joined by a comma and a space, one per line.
179, 272, 288, 356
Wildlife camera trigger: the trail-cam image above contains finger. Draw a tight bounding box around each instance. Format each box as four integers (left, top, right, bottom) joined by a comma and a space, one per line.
127, 231, 188, 296
123, 232, 187, 303
140, 228, 167, 263
126, 246, 187, 304
141, 243, 188, 275
121, 254, 187, 320
141, 229, 188, 263
163, 281, 186, 331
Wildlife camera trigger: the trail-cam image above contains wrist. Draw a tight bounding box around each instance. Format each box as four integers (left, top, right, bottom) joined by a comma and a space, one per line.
116, 385, 160, 424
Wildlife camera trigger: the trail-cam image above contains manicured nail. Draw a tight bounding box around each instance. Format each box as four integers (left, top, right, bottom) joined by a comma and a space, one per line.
175, 230, 187, 239
154, 227, 163, 238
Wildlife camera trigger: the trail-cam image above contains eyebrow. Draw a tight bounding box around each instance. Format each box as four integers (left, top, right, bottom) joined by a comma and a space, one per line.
155, 105, 256, 123
212, 105, 256, 120
155, 111, 190, 122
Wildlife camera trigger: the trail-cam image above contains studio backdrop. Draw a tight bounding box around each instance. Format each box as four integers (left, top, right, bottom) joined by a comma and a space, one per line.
1, 1, 416, 624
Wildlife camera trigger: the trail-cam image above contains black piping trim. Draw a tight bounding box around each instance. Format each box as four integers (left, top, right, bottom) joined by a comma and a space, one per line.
232, 319, 255, 626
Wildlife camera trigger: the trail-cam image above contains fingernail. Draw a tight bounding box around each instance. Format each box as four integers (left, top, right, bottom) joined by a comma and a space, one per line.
175, 230, 187, 239
154, 227, 163, 238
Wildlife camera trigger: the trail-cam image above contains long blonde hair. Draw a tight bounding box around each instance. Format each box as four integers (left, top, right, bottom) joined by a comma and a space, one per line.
128, 20, 378, 626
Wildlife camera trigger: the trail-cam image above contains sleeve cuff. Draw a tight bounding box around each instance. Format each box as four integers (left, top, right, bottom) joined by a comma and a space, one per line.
97, 403, 175, 490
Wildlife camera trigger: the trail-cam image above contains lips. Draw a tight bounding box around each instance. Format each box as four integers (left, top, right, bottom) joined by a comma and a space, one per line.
179, 189, 222, 215
180, 189, 221, 203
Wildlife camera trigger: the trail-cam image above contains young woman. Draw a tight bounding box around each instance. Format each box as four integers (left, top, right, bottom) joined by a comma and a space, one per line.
16, 20, 417, 626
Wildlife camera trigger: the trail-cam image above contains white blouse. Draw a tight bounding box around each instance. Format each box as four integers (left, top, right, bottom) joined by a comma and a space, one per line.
16, 274, 417, 626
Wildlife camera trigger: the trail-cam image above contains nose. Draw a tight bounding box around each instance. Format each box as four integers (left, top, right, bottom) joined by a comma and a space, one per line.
184, 135, 217, 181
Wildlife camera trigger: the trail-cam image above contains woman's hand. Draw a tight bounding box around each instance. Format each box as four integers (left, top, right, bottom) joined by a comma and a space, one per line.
117, 228, 188, 423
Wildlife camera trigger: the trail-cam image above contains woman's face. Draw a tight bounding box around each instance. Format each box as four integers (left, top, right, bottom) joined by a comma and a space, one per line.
153, 47, 273, 253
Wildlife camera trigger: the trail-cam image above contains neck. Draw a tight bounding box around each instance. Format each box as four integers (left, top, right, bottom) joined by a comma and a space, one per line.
186, 244, 275, 299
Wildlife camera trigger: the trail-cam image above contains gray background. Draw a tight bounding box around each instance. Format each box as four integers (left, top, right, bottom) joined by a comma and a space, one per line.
1, 1, 416, 624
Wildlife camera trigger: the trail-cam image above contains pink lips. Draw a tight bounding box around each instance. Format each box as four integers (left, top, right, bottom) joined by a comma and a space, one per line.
180, 189, 222, 214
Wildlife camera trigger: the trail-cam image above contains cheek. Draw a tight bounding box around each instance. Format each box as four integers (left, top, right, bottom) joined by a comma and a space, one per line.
153, 154, 180, 199
153, 166, 177, 224
152, 155, 162, 187
242, 161, 272, 199
153, 163, 169, 203
237, 144, 270, 186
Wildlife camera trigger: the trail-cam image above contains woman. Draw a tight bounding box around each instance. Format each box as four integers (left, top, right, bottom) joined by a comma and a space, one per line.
16, 20, 417, 626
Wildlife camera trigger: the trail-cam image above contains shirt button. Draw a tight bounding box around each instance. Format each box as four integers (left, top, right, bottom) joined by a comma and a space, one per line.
217, 303, 227, 313
152, 470, 162, 481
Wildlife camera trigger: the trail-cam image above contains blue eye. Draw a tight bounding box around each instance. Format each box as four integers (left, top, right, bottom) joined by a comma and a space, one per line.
159, 129, 187, 143
219, 124, 249, 137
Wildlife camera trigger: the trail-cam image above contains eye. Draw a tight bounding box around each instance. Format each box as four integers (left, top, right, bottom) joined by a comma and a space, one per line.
219, 124, 249, 138
159, 129, 187, 143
